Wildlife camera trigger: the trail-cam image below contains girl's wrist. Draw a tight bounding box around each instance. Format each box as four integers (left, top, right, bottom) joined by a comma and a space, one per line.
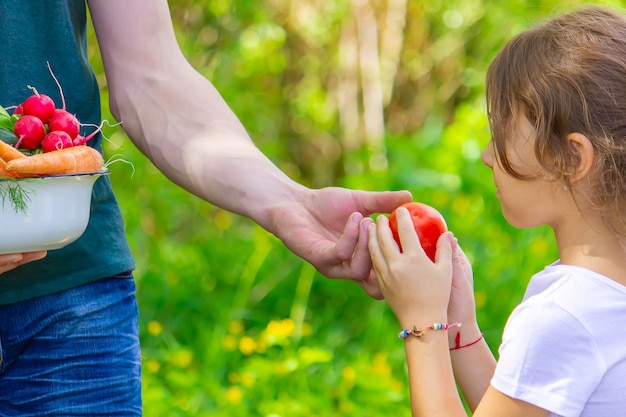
397, 319, 461, 340
447, 322, 482, 350
398, 311, 449, 330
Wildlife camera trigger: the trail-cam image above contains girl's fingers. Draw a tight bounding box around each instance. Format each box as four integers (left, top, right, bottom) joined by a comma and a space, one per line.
373, 214, 402, 260
368, 220, 392, 288
368, 222, 394, 298
375, 216, 401, 268
434, 231, 454, 265
395, 207, 422, 254
376, 213, 401, 247
346, 216, 374, 280
367, 222, 384, 267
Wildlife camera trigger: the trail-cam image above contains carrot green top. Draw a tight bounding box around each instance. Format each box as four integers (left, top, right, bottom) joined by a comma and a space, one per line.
0, 0, 135, 304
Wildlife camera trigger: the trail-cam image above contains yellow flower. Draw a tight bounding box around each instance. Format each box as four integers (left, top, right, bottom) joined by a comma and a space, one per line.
226, 386, 243, 405
222, 335, 237, 351
342, 366, 356, 383
298, 346, 333, 365
228, 320, 245, 335
145, 359, 160, 373
341, 365, 356, 389
239, 336, 257, 356
241, 372, 256, 388
147, 320, 162, 336
172, 349, 193, 368
370, 352, 391, 376
264, 318, 295, 343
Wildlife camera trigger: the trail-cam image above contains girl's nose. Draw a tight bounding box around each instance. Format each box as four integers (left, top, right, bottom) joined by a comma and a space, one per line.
481, 140, 495, 169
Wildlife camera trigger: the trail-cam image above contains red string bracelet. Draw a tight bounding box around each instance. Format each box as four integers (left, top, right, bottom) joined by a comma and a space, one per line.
398, 322, 462, 339
450, 332, 484, 351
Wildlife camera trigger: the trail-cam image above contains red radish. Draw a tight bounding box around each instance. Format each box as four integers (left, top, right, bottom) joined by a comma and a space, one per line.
45, 63, 84, 141
13, 105, 23, 116
72, 134, 94, 147
14, 115, 46, 149
21, 92, 55, 123
42, 131, 74, 153
48, 109, 80, 139
72, 135, 86, 146
73, 121, 105, 146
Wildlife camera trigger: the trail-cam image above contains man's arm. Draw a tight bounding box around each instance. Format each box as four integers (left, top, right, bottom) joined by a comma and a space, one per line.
86, 0, 411, 290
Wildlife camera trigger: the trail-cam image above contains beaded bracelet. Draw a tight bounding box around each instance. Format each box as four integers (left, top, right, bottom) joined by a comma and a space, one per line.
398, 322, 462, 339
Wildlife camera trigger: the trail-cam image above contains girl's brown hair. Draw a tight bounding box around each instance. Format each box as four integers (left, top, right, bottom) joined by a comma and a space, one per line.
486, 6, 626, 237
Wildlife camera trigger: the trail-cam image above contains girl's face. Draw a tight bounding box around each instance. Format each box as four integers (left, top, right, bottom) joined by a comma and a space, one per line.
481, 114, 564, 229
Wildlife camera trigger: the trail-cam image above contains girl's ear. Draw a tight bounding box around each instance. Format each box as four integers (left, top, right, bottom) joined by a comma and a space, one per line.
566, 132, 595, 182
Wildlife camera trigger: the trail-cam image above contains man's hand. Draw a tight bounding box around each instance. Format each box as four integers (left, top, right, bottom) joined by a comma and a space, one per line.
270, 187, 411, 299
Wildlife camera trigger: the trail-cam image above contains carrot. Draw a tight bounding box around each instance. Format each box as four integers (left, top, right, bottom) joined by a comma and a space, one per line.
5, 145, 104, 177
0, 157, 18, 178
0, 140, 26, 162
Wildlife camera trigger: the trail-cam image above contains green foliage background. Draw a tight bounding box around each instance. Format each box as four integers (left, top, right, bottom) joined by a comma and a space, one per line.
87, 1, 624, 415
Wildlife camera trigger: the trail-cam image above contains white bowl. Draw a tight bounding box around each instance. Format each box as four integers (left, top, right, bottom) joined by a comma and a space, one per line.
0, 171, 109, 254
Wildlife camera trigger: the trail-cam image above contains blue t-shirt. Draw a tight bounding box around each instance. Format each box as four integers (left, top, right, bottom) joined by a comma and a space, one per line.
0, 0, 135, 304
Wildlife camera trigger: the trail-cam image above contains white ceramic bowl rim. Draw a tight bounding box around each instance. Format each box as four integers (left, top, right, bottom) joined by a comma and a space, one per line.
0, 170, 111, 181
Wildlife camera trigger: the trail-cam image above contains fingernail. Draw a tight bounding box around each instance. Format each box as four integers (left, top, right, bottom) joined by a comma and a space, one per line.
31, 251, 47, 261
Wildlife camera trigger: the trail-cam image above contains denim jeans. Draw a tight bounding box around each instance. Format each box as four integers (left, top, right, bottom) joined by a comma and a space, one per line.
0, 275, 142, 416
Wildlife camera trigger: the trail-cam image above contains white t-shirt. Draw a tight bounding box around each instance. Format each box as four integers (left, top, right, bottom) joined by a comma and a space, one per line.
491, 262, 626, 417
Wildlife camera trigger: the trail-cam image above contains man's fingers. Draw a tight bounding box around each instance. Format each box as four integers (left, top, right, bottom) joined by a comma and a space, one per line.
333, 212, 363, 261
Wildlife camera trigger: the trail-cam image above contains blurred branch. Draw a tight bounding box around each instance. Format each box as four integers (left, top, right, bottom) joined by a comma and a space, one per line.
380, 0, 407, 106
355, 0, 387, 172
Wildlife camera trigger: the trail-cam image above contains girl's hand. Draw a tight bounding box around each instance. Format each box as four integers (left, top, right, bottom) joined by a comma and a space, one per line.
368, 206, 454, 326
448, 241, 476, 325
447, 241, 482, 347
0, 251, 46, 275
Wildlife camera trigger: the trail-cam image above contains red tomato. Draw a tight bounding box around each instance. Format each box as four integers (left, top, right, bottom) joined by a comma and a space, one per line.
388, 202, 447, 261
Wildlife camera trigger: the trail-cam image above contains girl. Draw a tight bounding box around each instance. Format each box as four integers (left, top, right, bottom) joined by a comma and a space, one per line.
368, 6, 626, 417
